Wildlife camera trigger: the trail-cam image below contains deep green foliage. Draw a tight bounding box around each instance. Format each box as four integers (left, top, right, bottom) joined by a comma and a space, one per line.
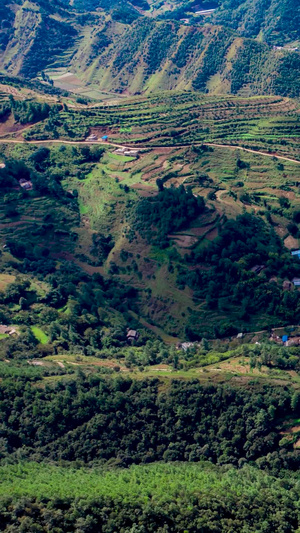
20, 15, 77, 78
230, 40, 268, 94
9, 96, 55, 124
112, 18, 154, 73
0, 376, 297, 468
134, 185, 205, 247
172, 27, 204, 68
192, 30, 234, 91
145, 22, 178, 75
0, 0, 16, 51
180, 213, 300, 336
273, 53, 300, 98
111, 4, 140, 24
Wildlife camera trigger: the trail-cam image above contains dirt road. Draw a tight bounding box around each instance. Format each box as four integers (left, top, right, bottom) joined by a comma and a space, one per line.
0, 137, 299, 165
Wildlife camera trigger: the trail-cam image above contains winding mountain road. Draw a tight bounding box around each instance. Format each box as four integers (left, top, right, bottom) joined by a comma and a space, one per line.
0, 137, 299, 165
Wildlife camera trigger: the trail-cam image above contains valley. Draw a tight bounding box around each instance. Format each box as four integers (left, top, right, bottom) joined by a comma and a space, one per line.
0, 1, 300, 531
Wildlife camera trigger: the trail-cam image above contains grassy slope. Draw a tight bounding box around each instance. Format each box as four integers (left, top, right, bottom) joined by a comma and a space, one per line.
68, 20, 298, 97
31, 326, 49, 344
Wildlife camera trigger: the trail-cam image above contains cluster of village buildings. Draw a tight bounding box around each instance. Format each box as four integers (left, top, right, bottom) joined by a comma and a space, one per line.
270, 331, 300, 347
86, 133, 139, 158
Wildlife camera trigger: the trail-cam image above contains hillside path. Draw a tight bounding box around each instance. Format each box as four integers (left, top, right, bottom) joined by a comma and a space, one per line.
0, 138, 299, 165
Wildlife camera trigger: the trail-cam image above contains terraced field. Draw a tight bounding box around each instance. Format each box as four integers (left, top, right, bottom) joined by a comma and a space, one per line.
19, 92, 300, 160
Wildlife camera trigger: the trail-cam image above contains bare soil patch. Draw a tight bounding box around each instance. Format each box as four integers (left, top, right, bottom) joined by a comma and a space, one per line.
284, 235, 299, 250
131, 183, 157, 196
169, 234, 198, 248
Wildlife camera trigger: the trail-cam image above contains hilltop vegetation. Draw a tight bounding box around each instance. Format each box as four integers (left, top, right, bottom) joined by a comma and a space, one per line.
158, 0, 300, 46
2, 461, 300, 532
1, 368, 300, 530
212, 0, 300, 45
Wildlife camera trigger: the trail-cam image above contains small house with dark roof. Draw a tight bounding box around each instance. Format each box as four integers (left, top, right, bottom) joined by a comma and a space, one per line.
19, 178, 33, 190
127, 329, 139, 343
250, 265, 265, 274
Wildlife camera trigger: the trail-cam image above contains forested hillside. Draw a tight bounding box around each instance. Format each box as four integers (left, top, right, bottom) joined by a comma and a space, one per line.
160, 0, 300, 45
0, 0, 299, 97
212, 0, 300, 45
1, 372, 300, 531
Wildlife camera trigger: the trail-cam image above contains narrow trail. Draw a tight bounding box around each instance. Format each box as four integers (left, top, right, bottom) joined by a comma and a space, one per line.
0, 137, 299, 165
206, 142, 300, 165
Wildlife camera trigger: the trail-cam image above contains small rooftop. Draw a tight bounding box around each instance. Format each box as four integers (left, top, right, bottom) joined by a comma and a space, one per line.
86, 134, 98, 141
127, 329, 138, 338
19, 179, 33, 190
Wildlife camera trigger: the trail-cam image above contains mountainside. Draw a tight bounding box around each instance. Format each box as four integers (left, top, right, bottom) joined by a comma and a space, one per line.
212, 0, 300, 45
0, 1, 299, 98
2, 1, 300, 531
159, 0, 300, 46
70, 18, 299, 97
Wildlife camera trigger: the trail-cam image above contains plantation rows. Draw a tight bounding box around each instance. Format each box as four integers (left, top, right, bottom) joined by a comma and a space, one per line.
22, 93, 300, 158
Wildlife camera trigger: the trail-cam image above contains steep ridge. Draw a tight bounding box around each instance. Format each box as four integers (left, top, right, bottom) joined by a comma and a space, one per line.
0, 1, 299, 98
70, 18, 299, 97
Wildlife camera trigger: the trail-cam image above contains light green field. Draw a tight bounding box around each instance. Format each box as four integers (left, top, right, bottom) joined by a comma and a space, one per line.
31, 327, 49, 345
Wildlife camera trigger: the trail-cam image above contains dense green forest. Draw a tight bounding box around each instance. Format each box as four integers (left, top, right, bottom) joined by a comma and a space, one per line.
212, 0, 300, 45
160, 0, 300, 45
0, 375, 297, 466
